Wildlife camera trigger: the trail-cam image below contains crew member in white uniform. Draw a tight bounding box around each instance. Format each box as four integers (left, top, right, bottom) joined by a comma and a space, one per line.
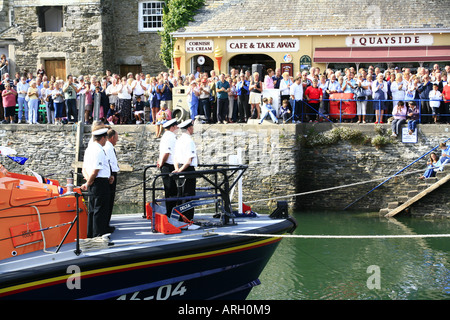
157, 118, 178, 216
104, 128, 119, 231
81, 128, 113, 238
173, 119, 198, 220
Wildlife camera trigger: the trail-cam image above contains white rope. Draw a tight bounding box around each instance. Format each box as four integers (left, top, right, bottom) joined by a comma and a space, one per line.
212, 232, 450, 239
195, 167, 425, 210
243, 168, 426, 204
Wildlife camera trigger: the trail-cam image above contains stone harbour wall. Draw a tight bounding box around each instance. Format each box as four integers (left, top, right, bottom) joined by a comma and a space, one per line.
0, 123, 299, 213
0, 123, 448, 217
295, 123, 450, 217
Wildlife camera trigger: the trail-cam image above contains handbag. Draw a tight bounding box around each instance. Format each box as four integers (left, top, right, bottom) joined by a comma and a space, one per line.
355, 86, 366, 100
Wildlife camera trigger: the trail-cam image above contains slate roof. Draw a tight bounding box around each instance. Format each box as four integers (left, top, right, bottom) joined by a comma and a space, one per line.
174, 0, 450, 36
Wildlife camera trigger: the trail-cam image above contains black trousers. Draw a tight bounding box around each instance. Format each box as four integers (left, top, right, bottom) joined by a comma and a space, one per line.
108, 171, 117, 225
237, 94, 250, 121
217, 98, 229, 123
161, 163, 177, 217
421, 100, 432, 124
87, 178, 110, 238
177, 166, 196, 221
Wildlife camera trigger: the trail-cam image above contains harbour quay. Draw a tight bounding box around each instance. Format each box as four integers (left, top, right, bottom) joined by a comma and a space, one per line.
0, 122, 449, 218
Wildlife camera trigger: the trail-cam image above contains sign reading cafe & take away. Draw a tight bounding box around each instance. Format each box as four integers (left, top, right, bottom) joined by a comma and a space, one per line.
227, 38, 299, 52
346, 34, 434, 47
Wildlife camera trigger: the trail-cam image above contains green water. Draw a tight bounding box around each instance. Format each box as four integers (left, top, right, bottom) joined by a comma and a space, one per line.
112, 205, 450, 300
247, 210, 450, 300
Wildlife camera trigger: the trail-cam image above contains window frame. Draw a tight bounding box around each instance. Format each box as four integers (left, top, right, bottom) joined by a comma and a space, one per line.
138, 1, 164, 32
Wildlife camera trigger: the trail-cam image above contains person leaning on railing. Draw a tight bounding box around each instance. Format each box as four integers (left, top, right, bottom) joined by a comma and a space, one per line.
442, 81, 450, 124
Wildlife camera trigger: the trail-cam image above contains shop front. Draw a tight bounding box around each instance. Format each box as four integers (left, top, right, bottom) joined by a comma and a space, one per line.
172, 31, 450, 76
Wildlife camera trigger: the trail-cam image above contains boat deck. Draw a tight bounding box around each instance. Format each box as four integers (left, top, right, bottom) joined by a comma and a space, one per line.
0, 213, 282, 273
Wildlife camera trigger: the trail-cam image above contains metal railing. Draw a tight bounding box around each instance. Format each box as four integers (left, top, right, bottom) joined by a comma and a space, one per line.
143, 164, 248, 231
289, 98, 449, 124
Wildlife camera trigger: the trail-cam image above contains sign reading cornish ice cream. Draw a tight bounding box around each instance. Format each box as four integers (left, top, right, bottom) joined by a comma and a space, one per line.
346, 35, 433, 47
186, 40, 214, 53
227, 38, 299, 52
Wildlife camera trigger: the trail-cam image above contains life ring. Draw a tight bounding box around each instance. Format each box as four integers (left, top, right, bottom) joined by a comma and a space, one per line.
172, 106, 189, 121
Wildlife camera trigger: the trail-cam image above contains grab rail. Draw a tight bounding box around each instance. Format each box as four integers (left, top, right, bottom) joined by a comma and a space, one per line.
143, 164, 248, 232
343, 136, 450, 210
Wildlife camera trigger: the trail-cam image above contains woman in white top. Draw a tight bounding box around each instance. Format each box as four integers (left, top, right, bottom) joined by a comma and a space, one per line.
117, 76, 132, 124
279, 72, 293, 103
390, 73, 406, 106
355, 73, 369, 123
404, 73, 417, 102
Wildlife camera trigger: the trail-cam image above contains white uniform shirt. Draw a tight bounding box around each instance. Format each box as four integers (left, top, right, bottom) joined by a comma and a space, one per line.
83, 141, 110, 178
174, 133, 198, 167
104, 140, 119, 173
159, 130, 177, 165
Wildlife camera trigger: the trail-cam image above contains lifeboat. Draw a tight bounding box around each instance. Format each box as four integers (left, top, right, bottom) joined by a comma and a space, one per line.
0, 163, 296, 300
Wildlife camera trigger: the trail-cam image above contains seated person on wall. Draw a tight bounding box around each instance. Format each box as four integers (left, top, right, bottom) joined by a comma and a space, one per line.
439, 142, 450, 168
391, 101, 407, 138
419, 152, 441, 180
259, 97, 278, 124
406, 101, 420, 135
278, 99, 291, 124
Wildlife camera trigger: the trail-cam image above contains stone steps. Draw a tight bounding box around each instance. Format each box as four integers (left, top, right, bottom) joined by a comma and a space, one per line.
380, 171, 450, 217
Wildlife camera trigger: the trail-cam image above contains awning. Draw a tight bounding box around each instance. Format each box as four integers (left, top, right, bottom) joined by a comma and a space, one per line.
314, 46, 450, 63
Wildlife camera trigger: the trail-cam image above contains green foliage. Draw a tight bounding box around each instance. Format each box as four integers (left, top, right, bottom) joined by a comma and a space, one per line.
159, 0, 206, 68
299, 127, 370, 148
371, 134, 390, 149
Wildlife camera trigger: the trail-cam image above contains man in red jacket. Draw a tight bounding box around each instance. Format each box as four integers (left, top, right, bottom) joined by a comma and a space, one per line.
305, 79, 323, 122
442, 82, 450, 124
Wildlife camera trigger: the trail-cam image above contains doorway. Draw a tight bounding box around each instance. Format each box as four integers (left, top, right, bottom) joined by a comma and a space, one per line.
190, 55, 214, 77
228, 54, 276, 74
45, 59, 66, 80
120, 65, 142, 78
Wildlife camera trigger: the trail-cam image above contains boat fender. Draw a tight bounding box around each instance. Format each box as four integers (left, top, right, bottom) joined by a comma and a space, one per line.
286, 216, 298, 234
145, 202, 152, 220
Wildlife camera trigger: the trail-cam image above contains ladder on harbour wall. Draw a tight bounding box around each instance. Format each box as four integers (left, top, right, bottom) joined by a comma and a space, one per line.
380, 171, 450, 217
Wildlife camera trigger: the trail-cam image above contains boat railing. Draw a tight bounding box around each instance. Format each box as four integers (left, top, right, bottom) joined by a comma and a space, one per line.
143, 164, 248, 232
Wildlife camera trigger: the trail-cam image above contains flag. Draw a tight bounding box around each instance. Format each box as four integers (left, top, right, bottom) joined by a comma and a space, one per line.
7, 156, 28, 165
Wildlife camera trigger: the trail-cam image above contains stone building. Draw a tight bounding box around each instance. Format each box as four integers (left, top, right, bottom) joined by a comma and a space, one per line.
0, 0, 166, 79
172, 0, 450, 76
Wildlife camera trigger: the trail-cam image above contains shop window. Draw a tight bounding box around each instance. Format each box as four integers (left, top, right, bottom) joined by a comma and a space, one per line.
138, 1, 164, 32
37, 6, 63, 32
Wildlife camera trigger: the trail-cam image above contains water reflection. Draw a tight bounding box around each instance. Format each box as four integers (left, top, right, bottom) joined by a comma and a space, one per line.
248, 211, 450, 300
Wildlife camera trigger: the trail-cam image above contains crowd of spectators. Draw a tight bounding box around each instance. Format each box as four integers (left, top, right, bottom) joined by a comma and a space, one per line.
1, 57, 450, 129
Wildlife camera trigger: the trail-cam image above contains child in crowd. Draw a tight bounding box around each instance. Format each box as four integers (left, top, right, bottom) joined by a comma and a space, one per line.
134, 95, 145, 124
279, 99, 291, 124
407, 101, 420, 135
259, 97, 278, 124
155, 103, 172, 138
429, 83, 442, 124
107, 104, 119, 125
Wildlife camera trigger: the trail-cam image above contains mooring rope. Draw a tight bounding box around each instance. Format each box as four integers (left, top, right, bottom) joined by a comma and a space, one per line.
194, 167, 426, 210
243, 168, 428, 204
211, 232, 450, 239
